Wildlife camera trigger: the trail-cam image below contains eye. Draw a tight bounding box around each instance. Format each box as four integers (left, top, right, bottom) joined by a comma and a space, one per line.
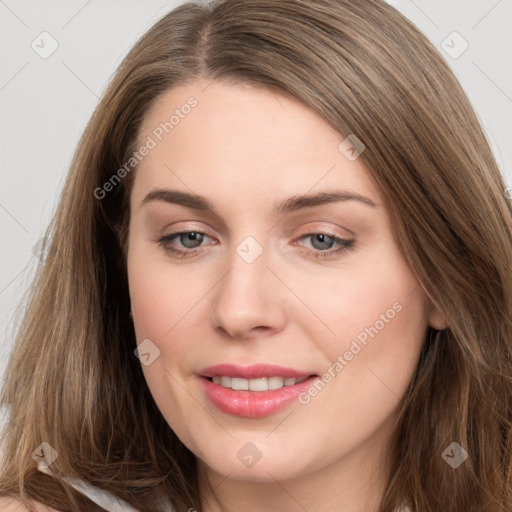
173, 231, 206, 249
296, 233, 354, 260
158, 230, 214, 258
157, 230, 354, 260
303, 233, 339, 251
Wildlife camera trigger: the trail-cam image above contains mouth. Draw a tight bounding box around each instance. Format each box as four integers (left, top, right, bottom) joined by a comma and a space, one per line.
205, 375, 310, 391
198, 364, 319, 418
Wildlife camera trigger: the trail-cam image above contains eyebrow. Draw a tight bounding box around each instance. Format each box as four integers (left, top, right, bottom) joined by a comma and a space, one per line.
140, 188, 376, 214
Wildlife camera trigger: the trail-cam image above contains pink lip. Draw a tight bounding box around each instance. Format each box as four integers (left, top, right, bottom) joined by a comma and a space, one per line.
199, 363, 312, 379
198, 364, 318, 418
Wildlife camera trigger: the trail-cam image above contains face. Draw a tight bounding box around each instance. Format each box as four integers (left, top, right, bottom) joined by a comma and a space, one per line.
126, 80, 445, 485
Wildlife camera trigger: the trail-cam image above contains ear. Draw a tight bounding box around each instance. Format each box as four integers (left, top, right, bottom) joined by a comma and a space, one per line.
427, 300, 448, 330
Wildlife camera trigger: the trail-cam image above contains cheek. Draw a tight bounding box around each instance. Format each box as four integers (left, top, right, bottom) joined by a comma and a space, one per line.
287, 244, 429, 429
314, 260, 427, 410
288, 248, 426, 362
285, 262, 427, 466
127, 243, 209, 353
127, 249, 208, 447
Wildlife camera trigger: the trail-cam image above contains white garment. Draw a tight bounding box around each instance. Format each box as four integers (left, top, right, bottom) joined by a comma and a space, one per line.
38, 465, 411, 512
37, 466, 175, 512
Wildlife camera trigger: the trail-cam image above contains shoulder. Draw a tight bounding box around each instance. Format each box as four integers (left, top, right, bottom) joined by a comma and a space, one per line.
0, 497, 61, 511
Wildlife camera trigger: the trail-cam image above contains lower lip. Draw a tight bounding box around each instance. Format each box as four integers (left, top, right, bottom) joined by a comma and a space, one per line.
200, 376, 318, 418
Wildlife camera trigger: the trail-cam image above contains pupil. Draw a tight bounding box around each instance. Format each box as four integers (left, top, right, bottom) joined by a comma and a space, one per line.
313, 234, 333, 250
182, 232, 202, 248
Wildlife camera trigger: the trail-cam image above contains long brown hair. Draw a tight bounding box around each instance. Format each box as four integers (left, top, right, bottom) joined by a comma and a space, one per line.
1, 1, 511, 511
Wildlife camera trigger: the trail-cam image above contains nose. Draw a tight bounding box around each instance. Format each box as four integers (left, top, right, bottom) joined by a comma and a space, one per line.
210, 240, 287, 341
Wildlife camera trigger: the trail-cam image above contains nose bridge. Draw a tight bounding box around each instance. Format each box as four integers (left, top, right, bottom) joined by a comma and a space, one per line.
210, 234, 286, 338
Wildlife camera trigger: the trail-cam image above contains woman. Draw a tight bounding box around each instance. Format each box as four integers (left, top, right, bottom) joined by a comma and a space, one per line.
1, 0, 511, 511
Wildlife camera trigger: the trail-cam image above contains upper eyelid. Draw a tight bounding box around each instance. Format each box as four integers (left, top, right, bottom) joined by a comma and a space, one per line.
158, 219, 353, 239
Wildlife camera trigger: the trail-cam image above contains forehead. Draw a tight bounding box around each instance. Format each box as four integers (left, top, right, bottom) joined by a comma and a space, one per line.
132, 80, 382, 210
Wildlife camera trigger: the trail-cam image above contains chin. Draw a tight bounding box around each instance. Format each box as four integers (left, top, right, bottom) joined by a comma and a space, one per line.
192, 434, 318, 483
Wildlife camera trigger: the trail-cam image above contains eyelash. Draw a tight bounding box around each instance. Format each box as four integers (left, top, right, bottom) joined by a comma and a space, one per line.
157, 230, 354, 260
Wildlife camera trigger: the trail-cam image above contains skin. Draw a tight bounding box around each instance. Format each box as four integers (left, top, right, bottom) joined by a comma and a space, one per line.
126, 79, 447, 512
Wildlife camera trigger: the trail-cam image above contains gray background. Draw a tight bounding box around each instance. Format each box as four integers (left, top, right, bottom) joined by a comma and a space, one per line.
1, 0, 511, 401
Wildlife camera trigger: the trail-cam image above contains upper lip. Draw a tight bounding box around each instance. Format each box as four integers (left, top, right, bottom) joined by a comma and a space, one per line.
199, 363, 316, 379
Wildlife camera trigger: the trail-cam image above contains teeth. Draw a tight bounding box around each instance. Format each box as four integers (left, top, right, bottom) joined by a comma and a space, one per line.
268, 376, 284, 390
248, 378, 268, 391
211, 376, 309, 391
220, 376, 231, 387
231, 377, 249, 391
